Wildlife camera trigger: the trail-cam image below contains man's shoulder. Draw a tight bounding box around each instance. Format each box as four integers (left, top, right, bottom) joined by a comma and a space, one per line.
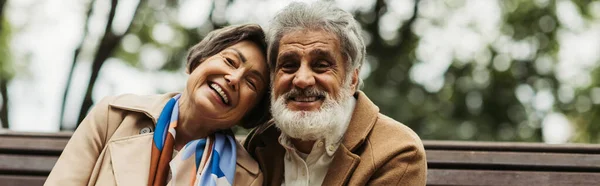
243, 120, 280, 151
367, 113, 424, 150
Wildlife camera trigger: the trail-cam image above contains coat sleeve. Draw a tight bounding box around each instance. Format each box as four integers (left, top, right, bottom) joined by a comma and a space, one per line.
367, 143, 428, 185
45, 97, 115, 186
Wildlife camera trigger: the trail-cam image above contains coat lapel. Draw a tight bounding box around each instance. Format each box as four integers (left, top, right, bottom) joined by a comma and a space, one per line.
256, 146, 285, 186
322, 91, 379, 185
341, 91, 379, 152
109, 133, 154, 186
322, 145, 360, 186
234, 140, 260, 175
253, 122, 286, 186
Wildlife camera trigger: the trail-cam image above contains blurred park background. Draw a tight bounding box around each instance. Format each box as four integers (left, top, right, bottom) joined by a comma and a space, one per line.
0, 0, 599, 144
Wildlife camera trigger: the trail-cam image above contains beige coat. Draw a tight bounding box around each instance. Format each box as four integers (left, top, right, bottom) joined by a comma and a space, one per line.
45, 93, 263, 186
244, 91, 427, 185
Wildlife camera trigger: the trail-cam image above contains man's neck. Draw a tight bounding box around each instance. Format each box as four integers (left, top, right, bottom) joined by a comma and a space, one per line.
290, 138, 316, 154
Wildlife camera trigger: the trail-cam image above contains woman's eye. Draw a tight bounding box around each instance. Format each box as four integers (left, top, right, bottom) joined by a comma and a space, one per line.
246, 78, 257, 90
225, 57, 235, 66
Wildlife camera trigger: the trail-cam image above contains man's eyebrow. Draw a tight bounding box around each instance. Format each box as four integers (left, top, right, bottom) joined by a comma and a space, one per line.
309, 49, 335, 61
277, 51, 300, 64
230, 48, 247, 62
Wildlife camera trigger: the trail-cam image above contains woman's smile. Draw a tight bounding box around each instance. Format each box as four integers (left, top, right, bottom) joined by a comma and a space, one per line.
205, 82, 231, 108
209, 82, 230, 105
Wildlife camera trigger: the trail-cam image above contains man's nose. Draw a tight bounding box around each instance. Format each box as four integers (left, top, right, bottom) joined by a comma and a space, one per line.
292, 65, 315, 89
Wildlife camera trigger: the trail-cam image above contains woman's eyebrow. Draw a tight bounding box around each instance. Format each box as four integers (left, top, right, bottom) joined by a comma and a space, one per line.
229, 48, 247, 63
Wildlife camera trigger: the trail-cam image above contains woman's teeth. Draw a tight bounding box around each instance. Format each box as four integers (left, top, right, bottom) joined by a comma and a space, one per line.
210, 83, 229, 104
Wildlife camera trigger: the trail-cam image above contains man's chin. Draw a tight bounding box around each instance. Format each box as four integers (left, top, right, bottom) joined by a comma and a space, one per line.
285, 101, 323, 111
273, 110, 332, 141
279, 125, 328, 141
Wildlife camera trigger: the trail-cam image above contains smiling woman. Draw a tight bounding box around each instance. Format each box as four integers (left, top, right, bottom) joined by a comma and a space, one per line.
44, 24, 269, 186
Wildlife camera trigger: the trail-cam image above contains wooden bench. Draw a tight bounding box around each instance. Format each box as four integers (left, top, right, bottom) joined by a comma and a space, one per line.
0, 131, 70, 185
426, 141, 600, 185
1, 131, 600, 185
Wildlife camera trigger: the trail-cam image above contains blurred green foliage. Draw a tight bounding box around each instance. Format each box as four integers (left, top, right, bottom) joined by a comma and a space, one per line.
106, 0, 600, 142
3, 0, 599, 142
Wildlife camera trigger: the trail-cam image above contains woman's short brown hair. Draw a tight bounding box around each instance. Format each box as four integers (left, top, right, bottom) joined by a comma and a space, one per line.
185, 24, 270, 129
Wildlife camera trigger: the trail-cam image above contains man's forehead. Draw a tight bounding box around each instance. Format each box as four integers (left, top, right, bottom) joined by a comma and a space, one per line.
279, 29, 340, 46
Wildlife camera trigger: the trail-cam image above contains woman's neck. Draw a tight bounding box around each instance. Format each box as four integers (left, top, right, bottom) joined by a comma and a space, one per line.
174, 93, 216, 150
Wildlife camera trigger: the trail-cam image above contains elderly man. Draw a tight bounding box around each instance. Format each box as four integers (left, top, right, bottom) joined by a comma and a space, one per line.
244, 2, 427, 185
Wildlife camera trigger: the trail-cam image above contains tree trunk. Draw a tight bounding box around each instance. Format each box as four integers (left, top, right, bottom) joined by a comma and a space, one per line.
76, 0, 145, 126
0, 0, 6, 19
59, 0, 96, 130
0, 79, 8, 129
0, 0, 9, 129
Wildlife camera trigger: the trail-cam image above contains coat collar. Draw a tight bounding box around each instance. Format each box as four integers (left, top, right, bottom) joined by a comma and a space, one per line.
340, 91, 379, 151
108, 93, 178, 124
254, 120, 286, 186
107, 93, 260, 177
321, 91, 379, 185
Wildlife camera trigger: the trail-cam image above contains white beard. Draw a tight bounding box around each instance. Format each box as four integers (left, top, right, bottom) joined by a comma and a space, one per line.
271, 85, 355, 142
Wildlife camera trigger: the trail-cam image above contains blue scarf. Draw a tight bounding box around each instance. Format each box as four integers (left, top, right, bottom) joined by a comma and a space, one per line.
148, 94, 237, 186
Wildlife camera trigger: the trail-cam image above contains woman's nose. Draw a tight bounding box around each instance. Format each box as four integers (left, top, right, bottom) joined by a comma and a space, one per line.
225, 68, 246, 91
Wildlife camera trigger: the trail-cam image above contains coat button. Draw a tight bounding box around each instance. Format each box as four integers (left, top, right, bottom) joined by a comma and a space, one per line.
328, 145, 335, 152
140, 127, 152, 134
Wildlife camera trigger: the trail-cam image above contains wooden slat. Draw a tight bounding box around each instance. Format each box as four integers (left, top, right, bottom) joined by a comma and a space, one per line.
426, 150, 600, 170
0, 155, 57, 173
0, 136, 68, 154
0, 175, 46, 186
0, 131, 72, 139
424, 140, 600, 153
427, 169, 600, 186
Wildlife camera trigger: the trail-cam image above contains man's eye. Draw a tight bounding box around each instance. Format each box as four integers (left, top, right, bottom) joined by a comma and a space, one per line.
314, 61, 330, 71
317, 62, 329, 68
279, 62, 298, 72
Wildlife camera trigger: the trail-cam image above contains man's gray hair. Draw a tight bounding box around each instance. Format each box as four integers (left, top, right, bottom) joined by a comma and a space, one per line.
267, 1, 366, 87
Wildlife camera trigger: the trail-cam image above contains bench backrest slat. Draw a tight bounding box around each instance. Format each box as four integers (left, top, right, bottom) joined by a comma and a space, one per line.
428, 169, 600, 186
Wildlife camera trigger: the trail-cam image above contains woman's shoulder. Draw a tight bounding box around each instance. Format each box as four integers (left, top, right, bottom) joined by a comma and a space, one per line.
86, 92, 178, 133
102, 93, 178, 117
107, 93, 178, 109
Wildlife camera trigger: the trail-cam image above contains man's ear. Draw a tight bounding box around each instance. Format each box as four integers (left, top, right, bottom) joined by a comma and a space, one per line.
350, 68, 359, 93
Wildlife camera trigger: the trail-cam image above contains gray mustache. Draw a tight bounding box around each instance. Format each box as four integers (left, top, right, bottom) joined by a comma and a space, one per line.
283, 87, 327, 99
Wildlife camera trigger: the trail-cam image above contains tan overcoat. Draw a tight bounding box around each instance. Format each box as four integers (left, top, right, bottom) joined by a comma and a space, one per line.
45, 93, 263, 186
244, 91, 427, 186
